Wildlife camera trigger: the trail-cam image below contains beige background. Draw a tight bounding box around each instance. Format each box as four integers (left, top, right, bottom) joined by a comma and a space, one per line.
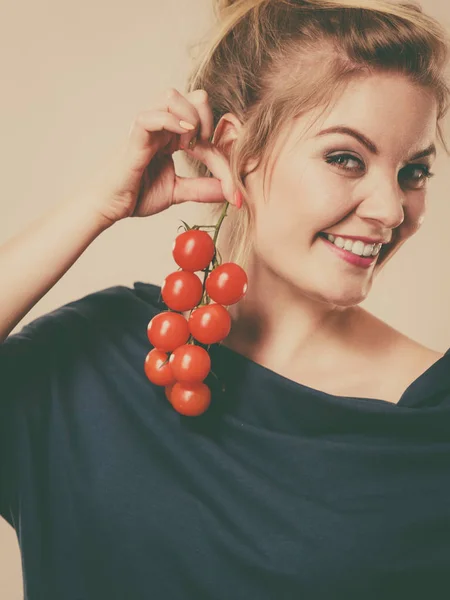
1, 1, 449, 596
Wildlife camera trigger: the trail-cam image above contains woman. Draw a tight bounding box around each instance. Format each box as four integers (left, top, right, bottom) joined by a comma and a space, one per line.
1, 0, 450, 598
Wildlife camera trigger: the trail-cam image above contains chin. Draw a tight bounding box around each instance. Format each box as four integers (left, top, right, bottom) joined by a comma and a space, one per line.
299, 279, 372, 308
326, 290, 370, 308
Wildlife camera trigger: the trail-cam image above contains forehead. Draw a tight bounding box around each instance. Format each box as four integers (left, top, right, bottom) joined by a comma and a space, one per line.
307, 73, 438, 150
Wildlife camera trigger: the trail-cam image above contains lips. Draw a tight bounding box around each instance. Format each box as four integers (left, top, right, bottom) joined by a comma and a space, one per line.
317, 231, 395, 265
319, 232, 388, 245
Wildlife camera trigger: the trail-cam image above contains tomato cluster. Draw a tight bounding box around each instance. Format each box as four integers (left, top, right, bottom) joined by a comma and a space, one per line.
144, 225, 248, 417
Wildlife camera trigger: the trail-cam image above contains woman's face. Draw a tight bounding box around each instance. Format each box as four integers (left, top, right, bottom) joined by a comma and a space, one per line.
244, 73, 438, 307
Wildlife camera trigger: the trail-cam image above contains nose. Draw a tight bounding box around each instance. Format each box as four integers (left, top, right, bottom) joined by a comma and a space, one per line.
356, 178, 405, 231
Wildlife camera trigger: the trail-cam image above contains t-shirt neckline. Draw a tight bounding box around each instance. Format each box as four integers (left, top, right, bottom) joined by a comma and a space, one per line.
210, 341, 450, 409
134, 281, 450, 425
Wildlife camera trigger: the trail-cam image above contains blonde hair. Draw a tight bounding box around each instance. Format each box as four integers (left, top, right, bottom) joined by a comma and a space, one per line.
184, 0, 450, 271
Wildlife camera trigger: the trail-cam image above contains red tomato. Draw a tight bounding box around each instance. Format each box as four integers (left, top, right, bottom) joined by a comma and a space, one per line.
144, 348, 176, 386
172, 230, 216, 272
170, 381, 211, 416
147, 311, 190, 352
161, 271, 203, 312
188, 303, 231, 345
205, 263, 248, 305
165, 382, 176, 404
169, 344, 211, 383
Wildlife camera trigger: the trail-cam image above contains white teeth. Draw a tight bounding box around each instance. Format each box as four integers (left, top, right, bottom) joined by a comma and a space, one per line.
344, 239, 353, 251
324, 233, 383, 257
351, 240, 365, 256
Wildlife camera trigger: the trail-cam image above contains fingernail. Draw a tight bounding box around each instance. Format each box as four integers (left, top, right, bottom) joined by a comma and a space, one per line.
179, 120, 195, 130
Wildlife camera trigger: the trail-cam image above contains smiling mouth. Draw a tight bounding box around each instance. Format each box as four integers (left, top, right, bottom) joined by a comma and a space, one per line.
316, 231, 395, 266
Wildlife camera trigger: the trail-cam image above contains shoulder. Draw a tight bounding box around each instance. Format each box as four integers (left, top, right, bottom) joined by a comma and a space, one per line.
2, 281, 165, 352
52, 281, 163, 323
355, 306, 447, 379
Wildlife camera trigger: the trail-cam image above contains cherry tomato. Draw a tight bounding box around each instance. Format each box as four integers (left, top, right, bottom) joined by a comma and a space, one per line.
169, 344, 211, 383
165, 382, 176, 404
161, 271, 203, 312
188, 303, 231, 345
172, 230, 215, 272
170, 381, 211, 416
144, 348, 176, 387
205, 263, 248, 305
147, 311, 190, 352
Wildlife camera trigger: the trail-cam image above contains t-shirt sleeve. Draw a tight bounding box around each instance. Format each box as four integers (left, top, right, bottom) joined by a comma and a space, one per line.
0, 315, 57, 526
0, 283, 158, 528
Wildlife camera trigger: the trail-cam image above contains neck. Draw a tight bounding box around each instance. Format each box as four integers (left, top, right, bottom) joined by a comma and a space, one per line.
221, 255, 359, 372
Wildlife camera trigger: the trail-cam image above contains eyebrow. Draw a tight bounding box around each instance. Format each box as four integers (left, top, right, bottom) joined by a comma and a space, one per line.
315, 125, 436, 161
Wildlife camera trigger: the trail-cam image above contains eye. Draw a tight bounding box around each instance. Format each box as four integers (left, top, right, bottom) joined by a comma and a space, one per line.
325, 153, 363, 172
399, 164, 435, 189
325, 153, 436, 189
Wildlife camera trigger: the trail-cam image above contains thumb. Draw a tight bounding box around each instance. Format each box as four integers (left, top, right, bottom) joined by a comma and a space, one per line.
173, 175, 228, 205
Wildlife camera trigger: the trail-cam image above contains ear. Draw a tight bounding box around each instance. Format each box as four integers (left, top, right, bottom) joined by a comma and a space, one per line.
213, 112, 260, 174
212, 112, 242, 157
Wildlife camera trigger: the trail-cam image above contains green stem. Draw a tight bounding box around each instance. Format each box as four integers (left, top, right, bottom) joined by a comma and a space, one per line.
184, 201, 230, 343
198, 201, 229, 308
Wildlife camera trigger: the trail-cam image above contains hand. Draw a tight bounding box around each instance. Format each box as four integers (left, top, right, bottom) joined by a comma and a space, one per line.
83, 87, 238, 228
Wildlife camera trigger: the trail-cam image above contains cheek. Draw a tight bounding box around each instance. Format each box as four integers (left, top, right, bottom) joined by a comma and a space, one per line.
249, 157, 357, 254
268, 164, 352, 229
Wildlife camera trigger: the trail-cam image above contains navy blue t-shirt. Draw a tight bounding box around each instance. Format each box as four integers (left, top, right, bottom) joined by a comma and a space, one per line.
1, 281, 450, 599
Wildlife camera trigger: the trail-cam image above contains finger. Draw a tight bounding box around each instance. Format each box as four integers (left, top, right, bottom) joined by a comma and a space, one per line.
182, 89, 214, 146
153, 87, 202, 151
154, 88, 214, 152
173, 175, 227, 205
125, 110, 196, 171
184, 140, 237, 207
